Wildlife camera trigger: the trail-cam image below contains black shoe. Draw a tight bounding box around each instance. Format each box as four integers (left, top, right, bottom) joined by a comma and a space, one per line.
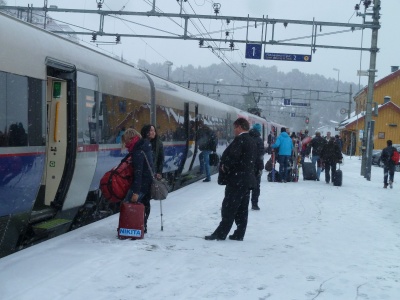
204, 234, 224, 240
144, 226, 147, 234
203, 178, 211, 182
251, 204, 260, 210
228, 235, 243, 241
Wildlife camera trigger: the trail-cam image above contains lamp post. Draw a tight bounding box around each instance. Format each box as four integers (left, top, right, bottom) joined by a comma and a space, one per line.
333, 68, 340, 92
165, 61, 173, 80
241, 63, 247, 86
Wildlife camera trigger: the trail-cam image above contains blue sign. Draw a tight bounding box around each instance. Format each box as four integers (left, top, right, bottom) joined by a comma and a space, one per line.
245, 43, 262, 59
291, 102, 309, 107
283, 98, 291, 105
264, 52, 312, 62
119, 228, 142, 237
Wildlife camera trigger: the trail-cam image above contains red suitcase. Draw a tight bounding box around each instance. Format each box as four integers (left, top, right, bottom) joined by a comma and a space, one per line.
118, 202, 145, 239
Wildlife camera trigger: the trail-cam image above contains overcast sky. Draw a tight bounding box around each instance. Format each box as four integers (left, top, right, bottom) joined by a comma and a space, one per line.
5, 0, 399, 87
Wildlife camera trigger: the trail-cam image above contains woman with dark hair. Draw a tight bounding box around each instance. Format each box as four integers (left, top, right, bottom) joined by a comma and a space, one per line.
140, 124, 165, 179
140, 124, 165, 232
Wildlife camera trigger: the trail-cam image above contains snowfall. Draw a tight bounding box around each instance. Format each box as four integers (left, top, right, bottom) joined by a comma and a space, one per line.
0, 155, 399, 300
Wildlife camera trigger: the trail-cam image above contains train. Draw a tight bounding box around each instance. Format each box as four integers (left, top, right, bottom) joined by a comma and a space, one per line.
0, 12, 285, 257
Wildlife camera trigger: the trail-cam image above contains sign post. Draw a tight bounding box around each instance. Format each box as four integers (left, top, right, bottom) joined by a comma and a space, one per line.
264, 52, 312, 62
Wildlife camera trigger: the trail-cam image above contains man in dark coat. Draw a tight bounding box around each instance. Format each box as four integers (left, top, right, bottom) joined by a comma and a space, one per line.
306, 131, 327, 181
321, 137, 343, 184
249, 123, 264, 210
205, 118, 257, 241
381, 140, 396, 188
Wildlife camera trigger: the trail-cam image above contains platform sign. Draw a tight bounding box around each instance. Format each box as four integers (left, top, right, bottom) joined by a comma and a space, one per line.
283, 98, 291, 105
291, 102, 309, 107
264, 52, 312, 62
245, 43, 262, 59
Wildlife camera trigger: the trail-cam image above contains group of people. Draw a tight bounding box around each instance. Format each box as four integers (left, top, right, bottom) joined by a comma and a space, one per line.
120, 119, 395, 243
269, 128, 343, 184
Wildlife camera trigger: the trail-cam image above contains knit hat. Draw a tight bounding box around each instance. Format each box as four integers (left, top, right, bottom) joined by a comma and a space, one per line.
252, 123, 262, 133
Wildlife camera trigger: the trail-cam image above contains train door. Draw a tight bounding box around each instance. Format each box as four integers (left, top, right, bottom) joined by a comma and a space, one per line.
43, 78, 68, 206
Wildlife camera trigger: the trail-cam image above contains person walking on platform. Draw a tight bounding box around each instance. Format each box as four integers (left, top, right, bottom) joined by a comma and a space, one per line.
196, 120, 217, 182
205, 118, 257, 241
381, 140, 397, 189
305, 131, 326, 181
271, 127, 293, 182
321, 137, 343, 184
249, 123, 264, 210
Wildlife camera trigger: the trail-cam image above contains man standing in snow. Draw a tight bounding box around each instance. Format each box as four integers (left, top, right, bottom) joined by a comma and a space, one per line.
205, 118, 257, 241
381, 140, 396, 189
248, 123, 264, 210
271, 127, 293, 182
305, 131, 326, 181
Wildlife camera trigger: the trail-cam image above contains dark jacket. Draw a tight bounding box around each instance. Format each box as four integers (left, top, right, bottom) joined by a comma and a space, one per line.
381, 145, 396, 167
218, 132, 257, 188
306, 136, 326, 156
197, 126, 217, 152
130, 139, 154, 195
150, 137, 164, 174
321, 140, 343, 163
249, 128, 264, 173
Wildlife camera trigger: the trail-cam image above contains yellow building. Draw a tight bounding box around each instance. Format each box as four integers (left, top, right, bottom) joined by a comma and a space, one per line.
339, 69, 400, 155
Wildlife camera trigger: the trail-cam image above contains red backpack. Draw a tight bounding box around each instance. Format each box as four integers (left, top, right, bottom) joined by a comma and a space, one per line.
100, 153, 134, 203
391, 149, 399, 164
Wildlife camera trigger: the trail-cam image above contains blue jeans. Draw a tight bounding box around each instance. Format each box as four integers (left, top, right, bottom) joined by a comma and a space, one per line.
278, 155, 291, 182
199, 150, 211, 180
312, 155, 321, 180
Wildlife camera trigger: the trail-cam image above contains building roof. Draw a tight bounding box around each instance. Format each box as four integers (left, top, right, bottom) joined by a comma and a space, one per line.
355, 69, 400, 98
338, 101, 400, 130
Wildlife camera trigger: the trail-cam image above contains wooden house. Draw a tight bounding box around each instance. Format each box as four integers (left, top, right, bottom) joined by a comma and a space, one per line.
339, 69, 400, 155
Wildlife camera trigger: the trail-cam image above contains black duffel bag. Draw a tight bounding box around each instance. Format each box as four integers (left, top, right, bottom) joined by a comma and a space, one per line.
209, 152, 220, 166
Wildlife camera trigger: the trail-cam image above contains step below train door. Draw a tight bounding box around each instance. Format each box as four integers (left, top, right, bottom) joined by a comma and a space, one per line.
44, 78, 68, 206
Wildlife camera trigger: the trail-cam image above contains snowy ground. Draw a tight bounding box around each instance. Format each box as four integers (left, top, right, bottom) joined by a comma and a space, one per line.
0, 155, 399, 300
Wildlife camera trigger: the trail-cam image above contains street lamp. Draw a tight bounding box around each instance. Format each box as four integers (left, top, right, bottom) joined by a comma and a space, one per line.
165, 61, 173, 80
241, 63, 247, 86
333, 68, 340, 92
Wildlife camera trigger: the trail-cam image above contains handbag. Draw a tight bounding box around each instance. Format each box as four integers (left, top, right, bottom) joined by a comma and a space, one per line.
209, 152, 220, 166
142, 151, 169, 200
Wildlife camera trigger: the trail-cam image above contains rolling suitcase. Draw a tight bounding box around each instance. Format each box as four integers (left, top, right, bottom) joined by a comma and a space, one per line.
302, 161, 317, 180
118, 202, 145, 240
333, 164, 342, 186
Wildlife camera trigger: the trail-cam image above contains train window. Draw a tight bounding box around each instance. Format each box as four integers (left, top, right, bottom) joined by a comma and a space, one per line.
0, 72, 44, 147
156, 106, 186, 142
77, 87, 97, 144
100, 94, 150, 144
